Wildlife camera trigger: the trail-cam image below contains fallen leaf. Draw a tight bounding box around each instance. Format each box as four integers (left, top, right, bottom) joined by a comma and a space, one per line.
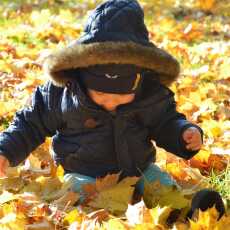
143, 181, 190, 209
53, 191, 80, 210
25, 219, 55, 230
89, 177, 139, 214
63, 208, 83, 226
0, 177, 24, 192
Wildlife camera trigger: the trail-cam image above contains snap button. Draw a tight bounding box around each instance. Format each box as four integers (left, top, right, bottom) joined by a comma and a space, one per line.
84, 118, 98, 129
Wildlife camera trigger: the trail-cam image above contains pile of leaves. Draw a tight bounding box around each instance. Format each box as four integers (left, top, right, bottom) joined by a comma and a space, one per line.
0, 0, 229, 229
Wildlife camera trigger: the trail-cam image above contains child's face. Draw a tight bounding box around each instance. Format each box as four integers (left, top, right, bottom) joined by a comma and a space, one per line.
87, 89, 135, 112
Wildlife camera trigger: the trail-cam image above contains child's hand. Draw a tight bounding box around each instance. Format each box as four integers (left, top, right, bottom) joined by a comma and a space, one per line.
182, 127, 202, 151
0, 155, 10, 178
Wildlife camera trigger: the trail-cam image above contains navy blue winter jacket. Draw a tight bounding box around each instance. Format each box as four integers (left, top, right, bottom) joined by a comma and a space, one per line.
0, 77, 202, 177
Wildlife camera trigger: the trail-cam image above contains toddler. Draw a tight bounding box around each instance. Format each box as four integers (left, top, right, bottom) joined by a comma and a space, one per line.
0, 0, 203, 201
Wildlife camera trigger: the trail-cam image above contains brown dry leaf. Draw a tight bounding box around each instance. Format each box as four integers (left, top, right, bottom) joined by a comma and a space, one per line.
76, 209, 110, 229
82, 173, 121, 200
25, 219, 55, 230
189, 153, 228, 173
21, 180, 42, 195
35, 176, 64, 201
0, 177, 25, 192
86, 209, 110, 223
52, 191, 80, 210
207, 154, 228, 172
95, 173, 120, 191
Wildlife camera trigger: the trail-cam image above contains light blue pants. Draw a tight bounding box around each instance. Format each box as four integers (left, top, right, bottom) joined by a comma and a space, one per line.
63, 163, 177, 203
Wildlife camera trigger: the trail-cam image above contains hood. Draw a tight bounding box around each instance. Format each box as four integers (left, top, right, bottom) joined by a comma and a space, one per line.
43, 0, 180, 87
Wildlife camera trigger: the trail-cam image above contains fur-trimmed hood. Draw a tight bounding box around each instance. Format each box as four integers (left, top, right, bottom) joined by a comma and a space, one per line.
43, 0, 180, 87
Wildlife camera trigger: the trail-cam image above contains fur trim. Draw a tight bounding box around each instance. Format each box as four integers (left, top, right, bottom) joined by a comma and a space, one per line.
43, 41, 180, 87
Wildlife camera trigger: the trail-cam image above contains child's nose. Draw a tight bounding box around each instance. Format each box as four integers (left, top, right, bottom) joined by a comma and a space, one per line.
101, 100, 119, 111
102, 102, 117, 111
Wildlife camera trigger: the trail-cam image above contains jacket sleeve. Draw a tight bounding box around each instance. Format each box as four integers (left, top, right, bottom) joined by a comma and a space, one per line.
0, 81, 64, 167
149, 90, 203, 160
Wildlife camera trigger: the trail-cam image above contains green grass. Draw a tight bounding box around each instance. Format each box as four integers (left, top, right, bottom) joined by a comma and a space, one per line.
207, 162, 230, 210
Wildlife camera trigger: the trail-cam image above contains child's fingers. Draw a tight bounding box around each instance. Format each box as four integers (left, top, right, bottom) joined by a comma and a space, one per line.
183, 127, 200, 142
186, 137, 202, 150
183, 130, 194, 142
183, 127, 202, 143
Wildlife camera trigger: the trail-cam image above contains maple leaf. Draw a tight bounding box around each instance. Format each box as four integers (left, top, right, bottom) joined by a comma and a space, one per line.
0, 0, 230, 229
82, 173, 121, 201
189, 206, 230, 230
102, 218, 128, 230
88, 176, 139, 215
196, 0, 216, 11
143, 181, 190, 209
0, 191, 16, 204
73, 209, 111, 229
0, 177, 24, 193
25, 219, 55, 230
0, 212, 27, 230
63, 208, 83, 226
52, 191, 80, 210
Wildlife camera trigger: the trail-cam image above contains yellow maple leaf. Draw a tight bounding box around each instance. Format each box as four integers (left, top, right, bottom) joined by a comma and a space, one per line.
0, 212, 26, 230
56, 164, 64, 182
63, 209, 82, 226
196, 0, 216, 11
102, 218, 127, 230
89, 177, 139, 215
189, 207, 228, 230
201, 120, 223, 138
193, 149, 211, 163
143, 181, 189, 209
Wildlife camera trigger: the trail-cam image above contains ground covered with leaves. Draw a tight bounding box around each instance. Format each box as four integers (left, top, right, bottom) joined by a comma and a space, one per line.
0, 0, 229, 229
